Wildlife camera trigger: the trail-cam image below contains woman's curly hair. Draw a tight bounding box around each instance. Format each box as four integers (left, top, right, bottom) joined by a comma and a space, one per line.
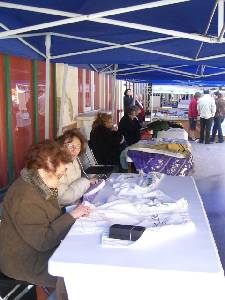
25, 140, 72, 172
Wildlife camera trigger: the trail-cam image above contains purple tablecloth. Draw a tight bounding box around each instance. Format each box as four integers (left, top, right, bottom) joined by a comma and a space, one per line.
127, 150, 193, 176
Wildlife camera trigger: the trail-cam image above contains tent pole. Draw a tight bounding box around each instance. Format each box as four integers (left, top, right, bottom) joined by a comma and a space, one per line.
111, 64, 118, 122
218, 0, 225, 41
45, 34, 51, 139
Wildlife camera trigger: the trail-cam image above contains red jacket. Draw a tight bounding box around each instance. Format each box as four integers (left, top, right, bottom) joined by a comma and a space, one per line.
188, 98, 198, 118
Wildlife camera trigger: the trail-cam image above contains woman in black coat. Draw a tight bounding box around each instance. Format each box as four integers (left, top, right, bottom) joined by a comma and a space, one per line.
90, 113, 124, 165
118, 106, 141, 146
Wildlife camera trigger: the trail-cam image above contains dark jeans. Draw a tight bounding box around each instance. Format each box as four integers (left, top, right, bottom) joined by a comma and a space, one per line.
200, 117, 213, 144
211, 116, 224, 143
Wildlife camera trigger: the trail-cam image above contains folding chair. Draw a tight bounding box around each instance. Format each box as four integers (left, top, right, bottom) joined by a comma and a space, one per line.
0, 272, 33, 300
78, 144, 119, 179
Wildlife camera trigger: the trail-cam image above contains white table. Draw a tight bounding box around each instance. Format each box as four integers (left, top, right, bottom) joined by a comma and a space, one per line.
49, 174, 225, 300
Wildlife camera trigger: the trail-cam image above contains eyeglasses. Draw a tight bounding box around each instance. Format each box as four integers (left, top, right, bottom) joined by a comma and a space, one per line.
66, 143, 81, 151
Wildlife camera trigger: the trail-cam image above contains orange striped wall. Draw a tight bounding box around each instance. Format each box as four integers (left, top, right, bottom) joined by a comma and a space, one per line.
0, 56, 115, 189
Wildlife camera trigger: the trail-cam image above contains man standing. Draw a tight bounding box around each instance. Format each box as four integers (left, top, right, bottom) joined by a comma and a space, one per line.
197, 90, 216, 144
210, 93, 225, 143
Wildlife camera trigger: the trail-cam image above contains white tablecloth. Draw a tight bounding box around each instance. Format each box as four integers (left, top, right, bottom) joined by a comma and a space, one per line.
157, 128, 188, 140
49, 174, 224, 300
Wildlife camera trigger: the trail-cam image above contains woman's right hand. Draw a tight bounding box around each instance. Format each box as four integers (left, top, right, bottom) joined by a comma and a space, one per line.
69, 204, 91, 219
89, 177, 98, 185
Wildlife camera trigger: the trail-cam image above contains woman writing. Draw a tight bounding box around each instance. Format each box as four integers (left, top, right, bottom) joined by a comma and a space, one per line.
0, 140, 90, 299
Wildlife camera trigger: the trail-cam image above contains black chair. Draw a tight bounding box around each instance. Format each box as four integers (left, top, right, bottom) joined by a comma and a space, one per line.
78, 144, 119, 179
0, 271, 33, 300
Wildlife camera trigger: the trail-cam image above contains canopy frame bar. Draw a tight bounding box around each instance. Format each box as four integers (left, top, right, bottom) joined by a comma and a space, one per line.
50, 35, 193, 61
105, 64, 157, 74
203, 70, 225, 77
0, 0, 218, 45
89, 64, 98, 72
197, 52, 225, 61
0, 23, 46, 58
100, 64, 114, 72
105, 64, 196, 76
0, 0, 189, 18
104, 64, 191, 74
124, 65, 201, 77
119, 67, 199, 79
0, 32, 50, 39
195, 0, 218, 59
3, 29, 225, 63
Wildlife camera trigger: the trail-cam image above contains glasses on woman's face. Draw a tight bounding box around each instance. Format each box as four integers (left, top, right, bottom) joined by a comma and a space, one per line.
66, 143, 81, 152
